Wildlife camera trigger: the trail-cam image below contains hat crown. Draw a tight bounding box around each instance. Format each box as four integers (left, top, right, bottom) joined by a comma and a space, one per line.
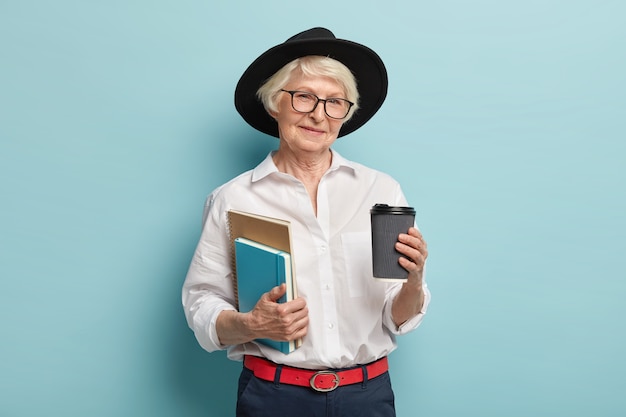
285, 27, 336, 43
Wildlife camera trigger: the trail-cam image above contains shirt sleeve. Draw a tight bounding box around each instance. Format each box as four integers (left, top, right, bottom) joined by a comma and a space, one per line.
382, 279, 431, 335
182, 191, 237, 352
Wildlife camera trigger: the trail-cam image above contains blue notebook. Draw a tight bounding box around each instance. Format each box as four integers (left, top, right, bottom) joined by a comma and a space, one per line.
234, 237, 296, 354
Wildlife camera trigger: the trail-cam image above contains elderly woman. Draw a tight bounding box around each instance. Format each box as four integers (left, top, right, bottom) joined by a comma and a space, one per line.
183, 27, 430, 417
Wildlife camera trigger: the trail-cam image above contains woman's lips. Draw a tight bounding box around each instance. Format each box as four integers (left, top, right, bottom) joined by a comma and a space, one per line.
301, 125, 324, 134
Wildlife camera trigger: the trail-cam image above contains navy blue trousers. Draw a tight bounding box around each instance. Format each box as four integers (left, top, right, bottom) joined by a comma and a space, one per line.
235, 366, 396, 417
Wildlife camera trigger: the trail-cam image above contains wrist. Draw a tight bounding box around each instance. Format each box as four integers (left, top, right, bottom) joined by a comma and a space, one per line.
216, 309, 256, 346
403, 273, 423, 292
239, 311, 257, 340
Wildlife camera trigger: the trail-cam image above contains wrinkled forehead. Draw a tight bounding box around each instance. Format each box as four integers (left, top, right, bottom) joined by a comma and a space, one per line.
284, 71, 347, 96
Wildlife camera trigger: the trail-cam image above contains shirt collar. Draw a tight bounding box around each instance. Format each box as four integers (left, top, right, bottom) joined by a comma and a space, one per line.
251, 149, 356, 182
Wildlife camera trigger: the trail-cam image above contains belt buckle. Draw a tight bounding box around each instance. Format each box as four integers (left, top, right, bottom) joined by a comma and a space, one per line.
310, 370, 340, 392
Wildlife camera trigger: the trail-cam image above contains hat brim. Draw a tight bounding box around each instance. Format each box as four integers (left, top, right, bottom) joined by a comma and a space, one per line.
235, 36, 388, 138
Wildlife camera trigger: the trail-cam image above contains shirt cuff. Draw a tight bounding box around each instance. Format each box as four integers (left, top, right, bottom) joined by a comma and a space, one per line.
384, 283, 431, 335
192, 302, 238, 352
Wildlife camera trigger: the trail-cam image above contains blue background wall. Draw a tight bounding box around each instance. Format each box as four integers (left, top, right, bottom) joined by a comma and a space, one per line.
1, 1, 624, 416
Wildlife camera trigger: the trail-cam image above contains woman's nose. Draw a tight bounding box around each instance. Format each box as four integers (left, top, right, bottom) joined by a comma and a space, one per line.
309, 100, 327, 120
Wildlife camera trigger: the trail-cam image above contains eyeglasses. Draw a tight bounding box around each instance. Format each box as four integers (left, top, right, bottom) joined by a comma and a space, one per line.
280, 90, 354, 120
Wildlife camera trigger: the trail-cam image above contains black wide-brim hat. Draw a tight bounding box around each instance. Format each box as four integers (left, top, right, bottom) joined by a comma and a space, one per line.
234, 27, 388, 138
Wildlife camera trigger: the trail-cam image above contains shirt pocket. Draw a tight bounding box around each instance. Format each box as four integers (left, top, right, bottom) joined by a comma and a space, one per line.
341, 232, 372, 298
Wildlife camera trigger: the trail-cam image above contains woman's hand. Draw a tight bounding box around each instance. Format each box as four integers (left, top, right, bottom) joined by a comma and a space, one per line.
216, 284, 309, 346
245, 284, 309, 342
391, 227, 428, 327
396, 227, 428, 282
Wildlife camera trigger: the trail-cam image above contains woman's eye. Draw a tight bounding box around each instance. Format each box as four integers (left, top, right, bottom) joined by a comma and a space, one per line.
327, 98, 347, 108
295, 93, 315, 102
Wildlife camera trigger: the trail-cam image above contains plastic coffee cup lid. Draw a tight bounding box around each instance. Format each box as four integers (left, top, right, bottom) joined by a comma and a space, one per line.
370, 204, 415, 215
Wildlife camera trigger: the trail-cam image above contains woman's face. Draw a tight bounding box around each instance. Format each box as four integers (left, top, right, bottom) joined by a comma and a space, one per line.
271, 72, 346, 155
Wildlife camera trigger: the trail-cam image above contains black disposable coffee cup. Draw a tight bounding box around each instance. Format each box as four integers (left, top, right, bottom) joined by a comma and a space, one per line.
370, 204, 416, 281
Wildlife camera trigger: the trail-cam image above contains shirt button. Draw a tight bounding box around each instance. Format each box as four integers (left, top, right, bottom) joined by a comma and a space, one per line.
325, 284, 331, 290
328, 323, 334, 329
320, 245, 327, 252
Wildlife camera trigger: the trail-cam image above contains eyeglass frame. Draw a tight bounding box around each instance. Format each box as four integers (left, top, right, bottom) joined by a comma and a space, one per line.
279, 89, 355, 120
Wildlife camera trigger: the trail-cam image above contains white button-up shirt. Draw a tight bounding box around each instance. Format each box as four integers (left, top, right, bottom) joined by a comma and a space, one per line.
182, 150, 430, 369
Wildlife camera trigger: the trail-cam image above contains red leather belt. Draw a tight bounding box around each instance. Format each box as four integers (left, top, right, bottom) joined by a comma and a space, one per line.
243, 355, 389, 392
